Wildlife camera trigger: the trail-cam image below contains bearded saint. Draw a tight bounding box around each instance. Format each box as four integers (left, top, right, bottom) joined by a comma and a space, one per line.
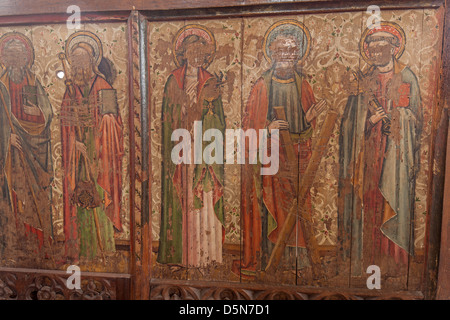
0, 35, 53, 260
60, 37, 124, 261
233, 25, 326, 279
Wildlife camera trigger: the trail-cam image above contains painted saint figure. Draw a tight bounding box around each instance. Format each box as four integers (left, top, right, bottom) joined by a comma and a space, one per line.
233, 20, 326, 278
0, 32, 53, 258
60, 31, 124, 261
157, 25, 226, 267
338, 22, 422, 275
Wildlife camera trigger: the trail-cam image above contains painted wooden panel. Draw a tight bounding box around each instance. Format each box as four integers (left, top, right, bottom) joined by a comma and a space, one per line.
149, 19, 242, 282
0, 2, 446, 300
149, 7, 444, 291
0, 23, 131, 274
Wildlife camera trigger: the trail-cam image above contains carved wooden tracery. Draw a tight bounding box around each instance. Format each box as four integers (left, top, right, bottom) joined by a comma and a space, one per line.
148, 279, 423, 300
0, 267, 128, 300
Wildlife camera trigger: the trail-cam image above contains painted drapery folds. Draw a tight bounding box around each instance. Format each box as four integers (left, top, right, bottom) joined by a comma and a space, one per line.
60, 31, 124, 262
0, 24, 130, 273
0, 32, 54, 261
150, 9, 443, 290
233, 20, 326, 279
338, 21, 422, 277
0, 6, 445, 294
157, 25, 226, 267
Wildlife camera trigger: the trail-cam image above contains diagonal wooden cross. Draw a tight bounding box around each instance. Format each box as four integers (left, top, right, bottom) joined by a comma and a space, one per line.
263, 108, 338, 279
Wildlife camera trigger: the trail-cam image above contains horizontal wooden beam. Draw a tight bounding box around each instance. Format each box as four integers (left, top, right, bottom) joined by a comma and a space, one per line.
143, 0, 444, 21
0, 266, 131, 278
0, 11, 131, 26
151, 241, 337, 257
0, 0, 443, 19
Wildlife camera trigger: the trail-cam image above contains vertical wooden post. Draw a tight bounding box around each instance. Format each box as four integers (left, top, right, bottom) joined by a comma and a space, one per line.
128, 10, 152, 300
128, 10, 139, 300
424, 0, 450, 300
436, 112, 450, 299
433, 0, 450, 301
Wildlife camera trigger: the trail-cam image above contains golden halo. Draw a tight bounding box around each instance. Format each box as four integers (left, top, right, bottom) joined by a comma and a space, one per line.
0, 32, 35, 68
360, 21, 406, 65
263, 20, 311, 65
172, 24, 216, 68
65, 30, 103, 67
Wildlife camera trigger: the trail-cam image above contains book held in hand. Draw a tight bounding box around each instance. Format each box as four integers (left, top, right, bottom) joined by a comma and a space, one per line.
98, 89, 119, 116
22, 85, 38, 107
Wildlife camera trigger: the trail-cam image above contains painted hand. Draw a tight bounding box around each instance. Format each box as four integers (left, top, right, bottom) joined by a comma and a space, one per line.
268, 119, 289, 131
75, 140, 88, 158
369, 108, 387, 125
23, 103, 42, 116
10, 133, 22, 152
306, 99, 327, 123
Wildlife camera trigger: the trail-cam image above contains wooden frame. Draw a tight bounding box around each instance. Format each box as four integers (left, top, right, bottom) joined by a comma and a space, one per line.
140, 0, 450, 300
0, 0, 448, 300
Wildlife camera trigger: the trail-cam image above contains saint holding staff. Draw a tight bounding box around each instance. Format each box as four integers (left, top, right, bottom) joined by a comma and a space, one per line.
59, 31, 124, 261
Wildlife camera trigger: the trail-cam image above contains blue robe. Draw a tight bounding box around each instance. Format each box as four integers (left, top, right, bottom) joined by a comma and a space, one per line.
338, 61, 422, 276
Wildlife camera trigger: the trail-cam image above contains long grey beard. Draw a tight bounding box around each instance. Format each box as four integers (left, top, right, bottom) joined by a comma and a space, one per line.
72, 67, 94, 87
8, 66, 26, 84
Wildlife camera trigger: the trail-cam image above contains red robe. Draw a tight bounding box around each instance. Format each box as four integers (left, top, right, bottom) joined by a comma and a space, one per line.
234, 70, 316, 278
61, 75, 124, 258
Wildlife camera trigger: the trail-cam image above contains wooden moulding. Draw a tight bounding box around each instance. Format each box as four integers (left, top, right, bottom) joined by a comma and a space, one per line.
0, 0, 444, 18
422, 0, 450, 300
436, 112, 450, 300
140, 0, 443, 21
431, 0, 450, 300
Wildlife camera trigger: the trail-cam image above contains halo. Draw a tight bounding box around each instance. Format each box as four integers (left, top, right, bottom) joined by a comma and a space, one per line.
65, 30, 103, 67
0, 32, 35, 68
263, 20, 311, 65
360, 21, 406, 65
172, 24, 216, 68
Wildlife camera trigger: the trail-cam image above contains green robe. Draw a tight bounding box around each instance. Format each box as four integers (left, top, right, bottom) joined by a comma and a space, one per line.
0, 73, 53, 256
158, 67, 225, 264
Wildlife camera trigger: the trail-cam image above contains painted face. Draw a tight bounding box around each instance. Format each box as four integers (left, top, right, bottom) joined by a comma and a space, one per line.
184, 40, 210, 69
270, 35, 301, 67
2, 41, 29, 69
367, 38, 395, 67
69, 47, 94, 85
69, 47, 92, 69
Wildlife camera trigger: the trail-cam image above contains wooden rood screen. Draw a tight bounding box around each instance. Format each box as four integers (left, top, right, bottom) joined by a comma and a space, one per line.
0, 0, 449, 300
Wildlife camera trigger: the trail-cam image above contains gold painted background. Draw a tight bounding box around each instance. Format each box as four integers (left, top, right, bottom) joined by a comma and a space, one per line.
149, 8, 442, 257
0, 8, 440, 278
0, 22, 131, 272
149, 19, 243, 246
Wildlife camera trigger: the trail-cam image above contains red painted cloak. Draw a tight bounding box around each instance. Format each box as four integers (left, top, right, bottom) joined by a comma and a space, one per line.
234, 70, 316, 277
61, 75, 124, 258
